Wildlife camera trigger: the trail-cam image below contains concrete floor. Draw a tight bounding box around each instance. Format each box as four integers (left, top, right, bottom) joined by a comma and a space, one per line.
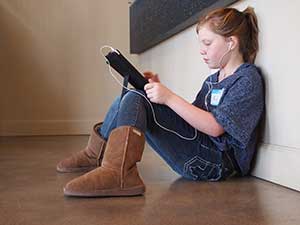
0, 135, 300, 225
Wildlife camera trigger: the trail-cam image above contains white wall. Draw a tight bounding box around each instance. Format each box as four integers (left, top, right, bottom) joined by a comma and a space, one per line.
0, 0, 135, 136
138, 0, 300, 191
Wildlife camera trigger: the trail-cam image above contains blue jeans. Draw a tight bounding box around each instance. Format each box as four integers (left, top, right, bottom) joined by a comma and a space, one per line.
99, 90, 238, 181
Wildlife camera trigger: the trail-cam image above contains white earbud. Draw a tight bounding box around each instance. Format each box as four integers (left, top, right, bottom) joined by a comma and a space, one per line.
228, 41, 233, 51
219, 41, 233, 69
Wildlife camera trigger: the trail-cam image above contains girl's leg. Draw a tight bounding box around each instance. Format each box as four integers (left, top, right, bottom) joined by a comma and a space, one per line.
57, 90, 148, 174
63, 90, 149, 196
98, 90, 148, 139
99, 90, 235, 181
97, 96, 120, 140
144, 103, 227, 181
63, 90, 237, 196
142, 94, 240, 181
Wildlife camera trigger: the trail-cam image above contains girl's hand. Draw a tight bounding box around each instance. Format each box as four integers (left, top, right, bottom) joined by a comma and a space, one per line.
144, 80, 174, 105
143, 71, 160, 83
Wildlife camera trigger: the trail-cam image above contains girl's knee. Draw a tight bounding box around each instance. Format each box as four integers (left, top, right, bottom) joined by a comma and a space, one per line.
124, 89, 146, 99
121, 90, 147, 106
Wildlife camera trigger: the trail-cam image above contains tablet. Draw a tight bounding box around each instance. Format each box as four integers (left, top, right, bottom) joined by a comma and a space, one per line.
105, 49, 148, 90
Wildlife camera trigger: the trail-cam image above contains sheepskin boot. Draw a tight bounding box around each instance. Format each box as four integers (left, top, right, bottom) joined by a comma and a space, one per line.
56, 122, 106, 173
63, 126, 145, 197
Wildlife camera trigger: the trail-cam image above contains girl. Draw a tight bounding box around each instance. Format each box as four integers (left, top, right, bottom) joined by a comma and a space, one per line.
57, 7, 264, 197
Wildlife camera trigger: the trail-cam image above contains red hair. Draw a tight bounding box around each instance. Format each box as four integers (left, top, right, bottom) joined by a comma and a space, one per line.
196, 7, 259, 64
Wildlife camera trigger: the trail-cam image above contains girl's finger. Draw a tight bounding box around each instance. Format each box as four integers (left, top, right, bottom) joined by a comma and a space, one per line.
144, 83, 151, 90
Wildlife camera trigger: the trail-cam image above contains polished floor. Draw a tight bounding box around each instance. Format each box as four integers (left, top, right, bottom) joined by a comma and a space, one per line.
0, 135, 300, 225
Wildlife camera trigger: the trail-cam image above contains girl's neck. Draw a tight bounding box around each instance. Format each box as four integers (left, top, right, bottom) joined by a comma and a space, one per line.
219, 54, 244, 82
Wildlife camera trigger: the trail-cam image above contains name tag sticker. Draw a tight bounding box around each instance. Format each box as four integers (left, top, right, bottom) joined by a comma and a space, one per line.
210, 88, 224, 106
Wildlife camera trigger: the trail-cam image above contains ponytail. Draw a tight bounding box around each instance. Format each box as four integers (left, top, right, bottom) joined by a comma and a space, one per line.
242, 7, 259, 64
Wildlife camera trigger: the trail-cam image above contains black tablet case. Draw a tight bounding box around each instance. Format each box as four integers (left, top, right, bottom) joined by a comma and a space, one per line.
105, 50, 148, 90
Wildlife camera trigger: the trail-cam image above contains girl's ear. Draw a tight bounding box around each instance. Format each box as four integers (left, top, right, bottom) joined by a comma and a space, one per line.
227, 36, 239, 51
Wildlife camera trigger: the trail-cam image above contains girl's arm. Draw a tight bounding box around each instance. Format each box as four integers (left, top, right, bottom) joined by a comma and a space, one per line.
166, 94, 224, 137
144, 81, 224, 137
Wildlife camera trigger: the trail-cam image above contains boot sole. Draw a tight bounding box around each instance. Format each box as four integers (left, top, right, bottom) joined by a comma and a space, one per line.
63, 185, 145, 197
56, 166, 96, 173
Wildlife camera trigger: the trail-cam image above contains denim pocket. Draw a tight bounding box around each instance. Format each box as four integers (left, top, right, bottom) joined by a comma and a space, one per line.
183, 156, 222, 181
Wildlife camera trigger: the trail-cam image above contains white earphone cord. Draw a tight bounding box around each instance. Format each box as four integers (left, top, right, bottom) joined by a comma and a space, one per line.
100, 45, 197, 141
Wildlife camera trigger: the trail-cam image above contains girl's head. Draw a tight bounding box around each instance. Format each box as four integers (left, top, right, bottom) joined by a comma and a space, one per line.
196, 7, 259, 68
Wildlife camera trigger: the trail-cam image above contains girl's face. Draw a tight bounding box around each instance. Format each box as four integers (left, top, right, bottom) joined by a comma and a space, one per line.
197, 24, 230, 69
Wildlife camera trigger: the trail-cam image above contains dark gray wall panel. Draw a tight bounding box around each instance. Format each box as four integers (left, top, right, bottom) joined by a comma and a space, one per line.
130, 0, 239, 54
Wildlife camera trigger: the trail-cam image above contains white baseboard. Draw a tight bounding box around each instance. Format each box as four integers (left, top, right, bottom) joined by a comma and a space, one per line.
0, 120, 101, 136
252, 143, 300, 191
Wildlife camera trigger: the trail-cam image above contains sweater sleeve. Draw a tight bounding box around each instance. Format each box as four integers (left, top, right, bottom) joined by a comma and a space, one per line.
211, 72, 264, 149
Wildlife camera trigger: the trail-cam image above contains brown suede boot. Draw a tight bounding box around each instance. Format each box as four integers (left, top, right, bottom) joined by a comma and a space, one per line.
63, 126, 146, 197
56, 122, 106, 173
